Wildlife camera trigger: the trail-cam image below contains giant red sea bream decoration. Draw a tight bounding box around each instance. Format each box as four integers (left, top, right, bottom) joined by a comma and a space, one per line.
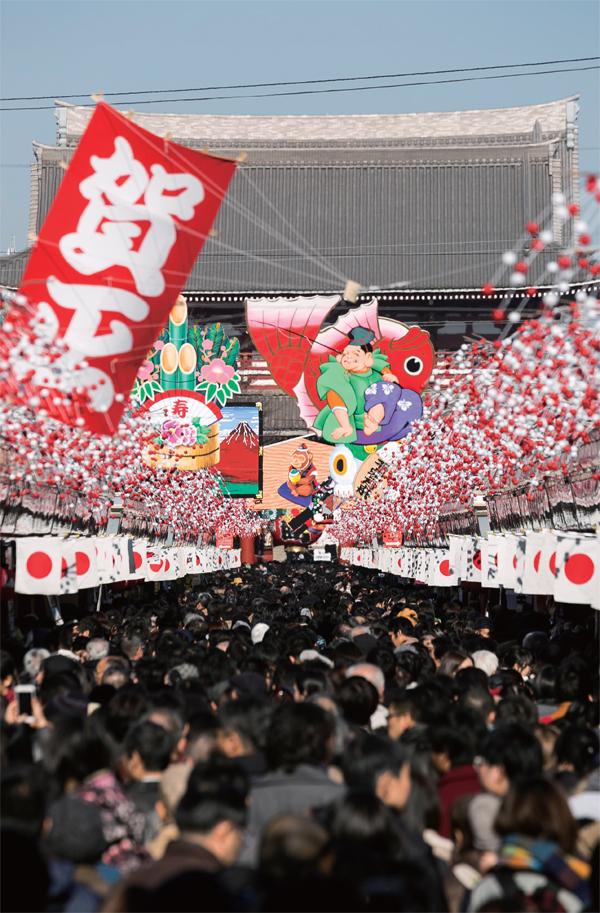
246, 296, 434, 447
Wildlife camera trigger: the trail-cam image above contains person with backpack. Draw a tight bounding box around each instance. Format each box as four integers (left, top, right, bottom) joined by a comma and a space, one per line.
467, 777, 591, 912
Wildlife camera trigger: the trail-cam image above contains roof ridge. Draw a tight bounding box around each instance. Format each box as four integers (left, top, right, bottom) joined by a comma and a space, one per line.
56, 96, 578, 120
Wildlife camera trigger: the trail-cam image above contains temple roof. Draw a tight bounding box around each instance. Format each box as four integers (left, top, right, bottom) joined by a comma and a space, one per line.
56, 97, 578, 147
1, 98, 580, 292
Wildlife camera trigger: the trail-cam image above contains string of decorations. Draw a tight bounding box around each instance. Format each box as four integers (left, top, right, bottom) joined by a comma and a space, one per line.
0, 291, 262, 542
329, 180, 600, 546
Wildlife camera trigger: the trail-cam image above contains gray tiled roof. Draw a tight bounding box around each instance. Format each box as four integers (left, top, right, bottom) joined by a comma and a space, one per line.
58, 97, 576, 146
2, 98, 578, 292
185, 149, 565, 290
0, 249, 31, 289
260, 391, 305, 439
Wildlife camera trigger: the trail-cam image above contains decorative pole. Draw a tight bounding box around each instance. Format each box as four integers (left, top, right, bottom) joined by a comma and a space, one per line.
178, 343, 197, 391
159, 295, 190, 390
159, 342, 178, 390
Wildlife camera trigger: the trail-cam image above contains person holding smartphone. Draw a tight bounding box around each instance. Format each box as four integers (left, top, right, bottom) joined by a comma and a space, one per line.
3, 683, 47, 729
14, 684, 36, 724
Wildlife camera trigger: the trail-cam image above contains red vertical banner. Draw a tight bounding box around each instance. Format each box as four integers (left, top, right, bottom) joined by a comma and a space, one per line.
8, 102, 237, 434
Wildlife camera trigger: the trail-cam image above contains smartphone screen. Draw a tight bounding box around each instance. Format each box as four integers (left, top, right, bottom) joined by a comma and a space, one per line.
17, 689, 33, 717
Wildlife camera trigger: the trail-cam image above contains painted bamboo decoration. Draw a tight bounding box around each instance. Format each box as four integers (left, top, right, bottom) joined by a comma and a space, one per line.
159, 342, 179, 390
169, 295, 188, 348
169, 294, 188, 387
135, 292, 243, 473
178, 343, 197, 391
156, 296, 193, 390
222, 336, 240, 366
137, 294, 242, 406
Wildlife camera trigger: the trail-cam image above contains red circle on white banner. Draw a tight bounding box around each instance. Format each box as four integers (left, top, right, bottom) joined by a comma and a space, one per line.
439, 559, 452, 577
533, 550, 541, 573
75, 551, 90, 576
564, 553, 594, 585
26, 551, 53, 579
133, 551, 143, 570
549, 552, 557, 577
149, 560, 162, 572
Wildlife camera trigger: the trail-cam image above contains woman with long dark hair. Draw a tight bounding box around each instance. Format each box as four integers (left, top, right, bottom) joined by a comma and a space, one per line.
467, 777, 591, 912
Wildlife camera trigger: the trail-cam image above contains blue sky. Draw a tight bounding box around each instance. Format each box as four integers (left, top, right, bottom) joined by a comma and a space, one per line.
1, 0, 599, 252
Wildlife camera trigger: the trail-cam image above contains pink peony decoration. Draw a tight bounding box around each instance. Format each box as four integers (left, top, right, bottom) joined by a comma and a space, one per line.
200, 358, 235, 384
161, 419, 197, 447
137, 359, 155, 381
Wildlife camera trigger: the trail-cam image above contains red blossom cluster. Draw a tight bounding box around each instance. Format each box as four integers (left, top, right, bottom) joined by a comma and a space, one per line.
0, 399, 262, 541
0, 292, 262, 542
330, 295, 599, 545
330, 181, 600, 546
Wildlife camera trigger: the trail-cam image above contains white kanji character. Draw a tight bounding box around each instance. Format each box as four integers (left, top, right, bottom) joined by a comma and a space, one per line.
47, 276, 149, 357
79, 136, 149, 204
59, 137, 204, 296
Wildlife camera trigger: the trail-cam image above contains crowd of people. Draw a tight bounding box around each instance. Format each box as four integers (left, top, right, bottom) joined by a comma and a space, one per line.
1, 559, 598, 912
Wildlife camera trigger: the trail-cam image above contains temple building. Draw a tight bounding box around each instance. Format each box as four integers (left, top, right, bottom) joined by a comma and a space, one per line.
1, 96, 594, 443
3, 95, 581, 288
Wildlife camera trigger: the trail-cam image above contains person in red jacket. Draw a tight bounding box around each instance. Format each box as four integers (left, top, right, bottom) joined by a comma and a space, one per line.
431, 726, 482, 839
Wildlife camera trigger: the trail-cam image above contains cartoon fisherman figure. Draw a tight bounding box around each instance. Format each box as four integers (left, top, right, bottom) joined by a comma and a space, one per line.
278, 441, 319, 507
313, 327, 423, 447
287, 442, 318, 496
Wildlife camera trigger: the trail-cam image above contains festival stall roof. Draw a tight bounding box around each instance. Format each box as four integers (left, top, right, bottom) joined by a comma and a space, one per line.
0, 97, 580, 293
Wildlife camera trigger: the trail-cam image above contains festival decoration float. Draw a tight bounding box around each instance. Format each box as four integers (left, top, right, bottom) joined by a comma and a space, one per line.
131, 294, 261, 493
132, 295, 224, 471
246, 294, 435, 512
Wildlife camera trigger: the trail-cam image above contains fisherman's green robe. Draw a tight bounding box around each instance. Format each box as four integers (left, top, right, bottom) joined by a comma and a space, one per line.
313, 352, 390, 444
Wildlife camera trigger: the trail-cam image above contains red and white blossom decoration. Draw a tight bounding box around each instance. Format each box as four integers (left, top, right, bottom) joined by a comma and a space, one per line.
329, 180, 600, 545
0, 290, 262, 542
